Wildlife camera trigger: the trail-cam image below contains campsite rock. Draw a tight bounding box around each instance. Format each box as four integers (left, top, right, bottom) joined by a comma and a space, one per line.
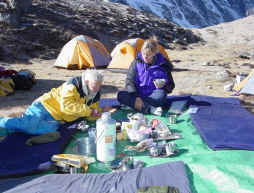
0, 0, 202, 62
201, 61, 216, 66
206, 60, 231, 68
0, 0, 32, 25
10, 0, 32, 13
201, 62, 208, 66
218, 62, 230, 68
240, 63, 254, 69
216, 70, 230, 81
239, 52, 251, 60
0, 2, 19, 25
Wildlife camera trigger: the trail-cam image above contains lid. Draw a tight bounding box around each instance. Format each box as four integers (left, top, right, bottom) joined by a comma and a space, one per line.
101, 112, 111, 121
97, 112, 116, 126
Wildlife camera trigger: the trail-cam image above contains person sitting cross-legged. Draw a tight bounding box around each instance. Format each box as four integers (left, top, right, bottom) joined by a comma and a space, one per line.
117, 36, 175, 116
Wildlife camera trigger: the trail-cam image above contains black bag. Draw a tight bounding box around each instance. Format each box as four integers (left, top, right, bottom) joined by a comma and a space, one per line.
11, 69, 36, 90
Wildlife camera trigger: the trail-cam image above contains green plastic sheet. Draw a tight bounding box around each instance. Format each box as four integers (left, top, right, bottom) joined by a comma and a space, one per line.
64, 110, 254, 193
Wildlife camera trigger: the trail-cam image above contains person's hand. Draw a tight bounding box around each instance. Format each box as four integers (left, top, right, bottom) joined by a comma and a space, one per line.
102, 106, 113, 112
103, 106, 118, 113
154, 79, 166, 89
91, 108, 102, 118
134, 97, 144, 111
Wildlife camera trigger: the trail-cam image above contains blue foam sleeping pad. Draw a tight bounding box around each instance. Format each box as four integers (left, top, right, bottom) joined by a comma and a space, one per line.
0, 120, 78, 178
190, 95, 254, 150
4, 161, 191, 193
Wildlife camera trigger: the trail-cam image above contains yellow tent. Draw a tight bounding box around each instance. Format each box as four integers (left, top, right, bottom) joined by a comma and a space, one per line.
108, 38, 170, 69
54, 35, 111, 69
233, 70, 254, 94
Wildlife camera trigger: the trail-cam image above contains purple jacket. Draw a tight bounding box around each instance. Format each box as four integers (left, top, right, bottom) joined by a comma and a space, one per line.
126, 52, 175, 98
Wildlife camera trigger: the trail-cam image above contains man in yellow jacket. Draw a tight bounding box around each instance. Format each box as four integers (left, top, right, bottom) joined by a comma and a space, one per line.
0, 69, 107, 136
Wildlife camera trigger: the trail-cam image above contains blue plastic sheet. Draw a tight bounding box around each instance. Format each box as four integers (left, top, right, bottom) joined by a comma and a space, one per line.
3, 161, 191, 193
190, 95, 254, 150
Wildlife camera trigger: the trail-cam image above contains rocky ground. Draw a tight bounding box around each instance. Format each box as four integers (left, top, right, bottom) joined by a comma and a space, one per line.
0, 1, 254, 117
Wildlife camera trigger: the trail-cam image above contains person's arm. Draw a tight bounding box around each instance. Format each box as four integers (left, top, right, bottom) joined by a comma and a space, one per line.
88, 101, 102, 121
126, 60, 138, 93
125, 60, 144, 111
60, 83, 92, 117
163, 62, 175, 94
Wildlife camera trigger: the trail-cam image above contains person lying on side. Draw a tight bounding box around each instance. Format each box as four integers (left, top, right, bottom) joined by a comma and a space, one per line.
0, 69, 111, 136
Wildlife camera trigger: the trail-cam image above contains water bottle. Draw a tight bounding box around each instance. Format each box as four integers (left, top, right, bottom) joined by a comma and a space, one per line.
96, 112, 116, 162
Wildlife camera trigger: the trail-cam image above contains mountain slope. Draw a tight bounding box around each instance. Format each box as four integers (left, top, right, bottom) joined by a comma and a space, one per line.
192, 15, 254, 46
109, 0, 254, 28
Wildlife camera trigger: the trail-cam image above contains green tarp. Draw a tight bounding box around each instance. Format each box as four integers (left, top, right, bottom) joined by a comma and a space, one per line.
65, 110, 254, 193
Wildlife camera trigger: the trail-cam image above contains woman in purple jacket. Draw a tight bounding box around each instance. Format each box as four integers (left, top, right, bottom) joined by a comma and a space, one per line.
117, 37, 175, 116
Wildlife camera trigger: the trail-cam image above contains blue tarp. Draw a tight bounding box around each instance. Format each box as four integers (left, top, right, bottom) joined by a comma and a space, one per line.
190, 95, 254, 150
3, 161, 191, 193
0, 175, 40, 192
0, 120, 78, 178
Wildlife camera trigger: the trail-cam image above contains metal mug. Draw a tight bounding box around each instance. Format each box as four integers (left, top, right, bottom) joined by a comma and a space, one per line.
165, 142, 176, 156
150, 146, 159, 157
168, 115, 177, 125
122, 157, 134, 171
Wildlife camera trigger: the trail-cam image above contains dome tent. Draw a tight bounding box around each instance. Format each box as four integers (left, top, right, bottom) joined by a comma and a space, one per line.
54, 35, 111, 69
233, 70, 254, 95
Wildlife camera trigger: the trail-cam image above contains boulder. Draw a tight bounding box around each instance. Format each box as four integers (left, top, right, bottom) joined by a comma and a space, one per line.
0, 0, 32, 25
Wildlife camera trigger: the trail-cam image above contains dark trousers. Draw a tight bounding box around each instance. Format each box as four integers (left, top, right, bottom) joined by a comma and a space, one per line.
117, 89, 167, 113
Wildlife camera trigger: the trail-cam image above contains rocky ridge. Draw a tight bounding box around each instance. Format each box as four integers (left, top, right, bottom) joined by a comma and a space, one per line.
0, 0, 201, 63
109, 0, 254, 28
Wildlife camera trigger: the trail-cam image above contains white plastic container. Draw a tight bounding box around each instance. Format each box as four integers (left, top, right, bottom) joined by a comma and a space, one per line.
96, 112, 116, 162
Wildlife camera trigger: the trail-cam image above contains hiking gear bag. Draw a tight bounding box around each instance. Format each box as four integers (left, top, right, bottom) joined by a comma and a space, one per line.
11, 69, 36, 90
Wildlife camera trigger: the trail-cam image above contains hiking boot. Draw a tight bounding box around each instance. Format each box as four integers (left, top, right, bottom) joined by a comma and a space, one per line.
150, 106, 163, 116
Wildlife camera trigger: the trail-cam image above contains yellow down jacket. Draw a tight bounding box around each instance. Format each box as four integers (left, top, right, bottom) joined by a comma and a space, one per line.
38, 76, 101, 122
